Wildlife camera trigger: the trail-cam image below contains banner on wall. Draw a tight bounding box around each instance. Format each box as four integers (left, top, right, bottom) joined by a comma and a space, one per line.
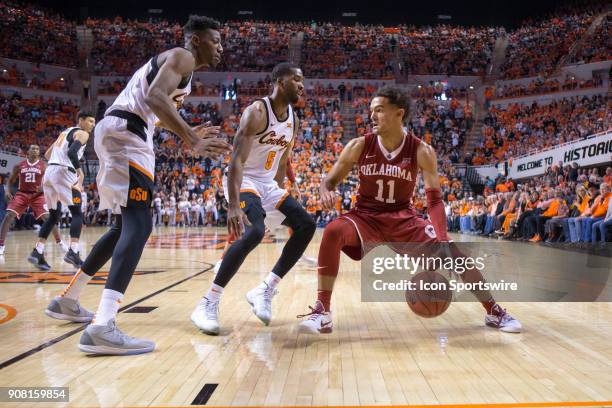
507, 132, 612, 179
0, 151, 24, 176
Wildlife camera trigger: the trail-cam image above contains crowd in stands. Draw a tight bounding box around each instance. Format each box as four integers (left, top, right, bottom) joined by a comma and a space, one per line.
399, 25, 501, 76
0, 0, 77, 67
500, 9, 599, 79
571, 15, 611, 65
0, 64, 75, 93
487, 74, 604, 100
2, 1, 611, 80
470, 95, 609, 165
85, 17, 183, 76
448, 165, 612, 244
302, 23, 395, 79
0, 92, 79, 155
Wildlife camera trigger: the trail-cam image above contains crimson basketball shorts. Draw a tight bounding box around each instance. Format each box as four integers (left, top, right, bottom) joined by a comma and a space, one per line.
339, 207, 439, 261
7, 191, 49, 219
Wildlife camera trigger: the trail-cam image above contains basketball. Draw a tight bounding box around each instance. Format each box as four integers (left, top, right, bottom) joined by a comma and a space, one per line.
405, 270, 452, 318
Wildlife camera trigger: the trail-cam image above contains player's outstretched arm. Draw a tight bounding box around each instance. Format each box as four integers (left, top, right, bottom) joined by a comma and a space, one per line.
417, 142, 449, 241
226, 101, 267, 238
320, 137, 364, 211
144, 49, 230, 159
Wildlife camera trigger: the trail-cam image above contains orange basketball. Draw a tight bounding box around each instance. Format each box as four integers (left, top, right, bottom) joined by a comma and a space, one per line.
405, 271, 452, 318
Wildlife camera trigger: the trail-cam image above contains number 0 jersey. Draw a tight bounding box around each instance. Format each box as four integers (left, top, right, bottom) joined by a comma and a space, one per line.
242, 97, 295, 183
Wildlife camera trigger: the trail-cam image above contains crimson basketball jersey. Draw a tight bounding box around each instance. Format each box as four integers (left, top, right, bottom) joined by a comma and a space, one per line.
355, 132, 420, 212
17, 159, 45, 193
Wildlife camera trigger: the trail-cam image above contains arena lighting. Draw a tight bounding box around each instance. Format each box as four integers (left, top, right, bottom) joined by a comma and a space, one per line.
342, 12, 357, 17
469, 85, 474, 89
60, 77, 64, 81
438, 14, 452, 20
237, 10, 253, 15
148, 9, 162, 14
417, 85, 422, 88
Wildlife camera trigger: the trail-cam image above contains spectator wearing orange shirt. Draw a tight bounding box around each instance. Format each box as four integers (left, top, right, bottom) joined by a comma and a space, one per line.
528, 189, 561, 242
584, 183, 611, 243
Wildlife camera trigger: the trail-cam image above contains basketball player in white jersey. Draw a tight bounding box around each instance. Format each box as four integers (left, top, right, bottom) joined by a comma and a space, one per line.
44, 15, 231, 356
191, 62, 315, 335
28, 111, 94, 271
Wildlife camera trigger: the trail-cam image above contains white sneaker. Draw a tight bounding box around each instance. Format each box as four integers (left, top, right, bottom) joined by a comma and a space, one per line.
485, 304, 522, 333
191, 297, 220, 335
298, 300, 333, 334
58, 241, 69, 253
0, 245, 4, 256
246, 283, 277, 326
213, 259, 222, 275
299, 255, 317, 267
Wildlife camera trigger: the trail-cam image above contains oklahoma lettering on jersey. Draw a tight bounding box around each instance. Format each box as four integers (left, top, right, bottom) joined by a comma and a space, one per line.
355, 132, 420, 212
18, 159, 45, 193
242, 97, 294, 182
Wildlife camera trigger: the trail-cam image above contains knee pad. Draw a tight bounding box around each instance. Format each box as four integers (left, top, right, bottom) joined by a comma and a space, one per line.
39, 209, 60, 238
68, 205, 83, 239
280, 196, 316, 236
241, 223, 265, 250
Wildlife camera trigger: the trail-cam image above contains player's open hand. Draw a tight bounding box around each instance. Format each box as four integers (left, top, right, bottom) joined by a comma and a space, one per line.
192, 137, 232, 160
320, 187, 336, 211
192, 121, 221, 138
227, 206, 251, 239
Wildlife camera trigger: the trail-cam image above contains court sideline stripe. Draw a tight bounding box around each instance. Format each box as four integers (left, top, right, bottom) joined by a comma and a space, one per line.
0, 264, 213, 370
166, 402, 612, 408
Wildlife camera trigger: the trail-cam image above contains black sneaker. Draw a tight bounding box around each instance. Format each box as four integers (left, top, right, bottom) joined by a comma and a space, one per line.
63, 248, 83, 267
28, 249, 51, 271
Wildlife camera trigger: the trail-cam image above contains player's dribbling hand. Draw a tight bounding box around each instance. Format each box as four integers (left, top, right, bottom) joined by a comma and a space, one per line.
227, 206, 251, 239
320, 189, 336, 211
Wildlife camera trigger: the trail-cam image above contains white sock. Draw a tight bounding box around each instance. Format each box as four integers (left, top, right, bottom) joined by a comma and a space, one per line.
36, 242, 45, 254
61, 269, 92, 300
70, 242, 79, 252
263, 272, 281, 289
206, 283, 224, 302
92, 289, 123, 326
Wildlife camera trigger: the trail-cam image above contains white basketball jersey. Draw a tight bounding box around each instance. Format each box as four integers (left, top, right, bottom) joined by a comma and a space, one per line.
48, 127, 86, 168
243, 97, 295, 182
107, 49, 192, 129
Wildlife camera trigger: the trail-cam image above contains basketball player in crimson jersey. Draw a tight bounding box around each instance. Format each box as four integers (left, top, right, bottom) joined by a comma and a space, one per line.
298, 86, 521, 334
0, 145, 66, 256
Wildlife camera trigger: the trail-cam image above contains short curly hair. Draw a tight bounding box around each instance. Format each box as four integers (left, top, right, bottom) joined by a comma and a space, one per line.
374, 85, 411, 122
183, 15, 221, 35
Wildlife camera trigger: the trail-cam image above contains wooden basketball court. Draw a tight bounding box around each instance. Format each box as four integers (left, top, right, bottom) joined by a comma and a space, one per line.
0, 226, 611, 407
